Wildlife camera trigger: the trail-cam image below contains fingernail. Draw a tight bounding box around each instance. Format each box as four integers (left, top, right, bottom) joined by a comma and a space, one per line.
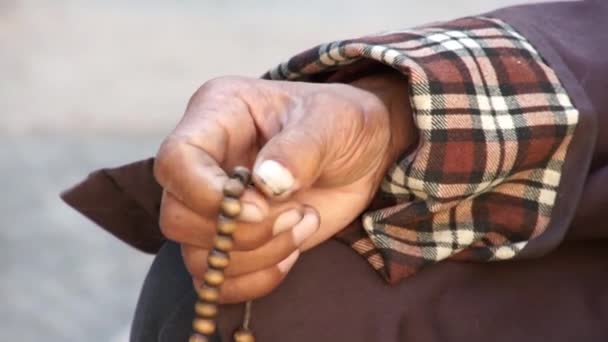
277, 250, 300, 273
273, 208, 303, 235
239, 202, 265, 222
292, 209, 319, 245
254, 160, 295, 196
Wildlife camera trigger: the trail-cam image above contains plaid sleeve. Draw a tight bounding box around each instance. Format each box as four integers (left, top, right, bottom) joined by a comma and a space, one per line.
263, 17, 579, 283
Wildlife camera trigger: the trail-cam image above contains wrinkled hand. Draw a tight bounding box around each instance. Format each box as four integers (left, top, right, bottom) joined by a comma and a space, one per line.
154, 74, 415, 303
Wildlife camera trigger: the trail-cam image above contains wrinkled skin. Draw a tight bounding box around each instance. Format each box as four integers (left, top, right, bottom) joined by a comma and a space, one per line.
154, 73, 415, 303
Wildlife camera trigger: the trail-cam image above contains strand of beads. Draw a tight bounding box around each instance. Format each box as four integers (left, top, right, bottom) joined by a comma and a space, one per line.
190, 166, 255, 342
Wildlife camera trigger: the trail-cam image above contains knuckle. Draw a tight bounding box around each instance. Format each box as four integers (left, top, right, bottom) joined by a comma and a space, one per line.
184, 258, 204, 279
154, 137, 186, 186
181, 246, 206, 279
158, 195, 184, 241
190, 76, 250, 105
158, 196, 215, 247
205, 76, 248, 89
158, 209, 180, 242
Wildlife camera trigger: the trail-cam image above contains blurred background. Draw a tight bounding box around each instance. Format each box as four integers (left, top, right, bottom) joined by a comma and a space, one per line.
1, 0, 532, 341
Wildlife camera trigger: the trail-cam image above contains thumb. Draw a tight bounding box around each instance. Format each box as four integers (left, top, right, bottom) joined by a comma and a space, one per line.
252, 124, 325, 198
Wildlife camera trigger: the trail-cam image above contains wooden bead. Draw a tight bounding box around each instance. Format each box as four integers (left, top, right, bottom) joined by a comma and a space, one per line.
217, 215, 237, 234
233, 328, 255, 342
195, 302, 218, 318
197, 285, 220, 302
208, 249, 230, 269
214, 234, 234, 251
232, 166, 251, 185
223, 178, 245, 198
191, 167, 255, 342
189, 333, 210, 342
193, 318, 216, 335
204, 268, 225, 286
220, 197, 241, 217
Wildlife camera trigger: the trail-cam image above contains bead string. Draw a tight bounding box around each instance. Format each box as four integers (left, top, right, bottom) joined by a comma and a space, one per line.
190, 166, 255, 342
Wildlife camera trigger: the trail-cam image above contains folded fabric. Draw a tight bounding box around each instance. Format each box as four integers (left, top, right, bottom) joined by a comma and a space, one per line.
262, 17, 579, 283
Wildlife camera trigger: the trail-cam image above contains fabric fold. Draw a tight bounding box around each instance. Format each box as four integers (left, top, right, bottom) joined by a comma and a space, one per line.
264, 17, 580, 283
61, 158, 164, 253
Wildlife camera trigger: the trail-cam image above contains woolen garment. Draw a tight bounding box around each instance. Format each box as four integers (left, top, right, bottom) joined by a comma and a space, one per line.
263, 15, 581, 283
60, 0, 608, 341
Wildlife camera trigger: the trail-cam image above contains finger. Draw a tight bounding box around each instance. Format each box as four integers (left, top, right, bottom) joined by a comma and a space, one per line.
251, 96, 364, 198
251, 123, 323, 199
161, 190, 309, 251
194, 250, 300, 304
155, 123, 230, 218
252, 84, 393, 199
182, 207, 319, 277
154, 78, 263, 218
174, 207, 304, 264
231, 200, 308, 251
160, 190, 273, 249
159, 191, 216, 248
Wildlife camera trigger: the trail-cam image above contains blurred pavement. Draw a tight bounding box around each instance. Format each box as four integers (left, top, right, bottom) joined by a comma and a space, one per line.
0, 1, 531, 341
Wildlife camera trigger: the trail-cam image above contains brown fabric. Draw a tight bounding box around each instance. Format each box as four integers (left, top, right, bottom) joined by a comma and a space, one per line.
570, 166, 608, 240
61, 158, 165, 253
210, 238, 608, 342
493, 0, 608, 172
131, 239, 608, 342
59, 1, 608, 341
489, 0, 607, 263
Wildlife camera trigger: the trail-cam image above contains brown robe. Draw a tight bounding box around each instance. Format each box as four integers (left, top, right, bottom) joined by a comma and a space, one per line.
61, 1, 608, 341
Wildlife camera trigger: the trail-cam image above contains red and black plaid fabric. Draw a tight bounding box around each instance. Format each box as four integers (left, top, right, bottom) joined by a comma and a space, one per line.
263, 17, 579, 283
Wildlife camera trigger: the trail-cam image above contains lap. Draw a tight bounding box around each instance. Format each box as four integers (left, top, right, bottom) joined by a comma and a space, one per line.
131, 239, 608, 342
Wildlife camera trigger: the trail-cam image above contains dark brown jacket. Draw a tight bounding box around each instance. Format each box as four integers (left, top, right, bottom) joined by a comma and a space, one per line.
62, 1, 608, 341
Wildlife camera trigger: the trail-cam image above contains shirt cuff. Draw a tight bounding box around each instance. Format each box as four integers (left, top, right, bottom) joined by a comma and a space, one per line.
263, 16, 580, 283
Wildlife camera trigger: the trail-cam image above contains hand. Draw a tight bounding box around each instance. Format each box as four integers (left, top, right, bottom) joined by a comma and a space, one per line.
154, 73, 415, 303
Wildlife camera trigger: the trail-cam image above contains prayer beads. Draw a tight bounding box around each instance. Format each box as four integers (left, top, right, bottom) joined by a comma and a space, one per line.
190, 167, 255, 342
